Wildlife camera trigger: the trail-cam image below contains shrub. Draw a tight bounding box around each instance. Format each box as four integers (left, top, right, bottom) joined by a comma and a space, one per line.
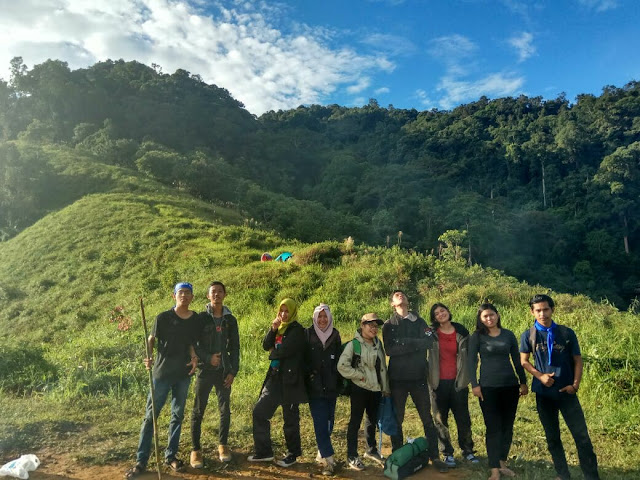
293, 241, 344, 266
0, 344, 58, 394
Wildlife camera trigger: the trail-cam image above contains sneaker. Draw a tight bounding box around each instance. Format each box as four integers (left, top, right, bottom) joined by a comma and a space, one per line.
431, 459, 449, 473
322, 456, 336, 475
247, 453, 274, 462
275, 453, 297, 467
443, 455, 456, 467
364, 450, 385, 466
315, 450, 323, 464
190, 450, 203, 469
218, 445, 232, 462
465, 453, 480, 464
348, 456, 365, 471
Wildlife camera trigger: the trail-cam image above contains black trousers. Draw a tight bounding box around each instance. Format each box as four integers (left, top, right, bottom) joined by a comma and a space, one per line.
536, 393, 600, 480
252, 375, 301, 457
431, 379, 474, 456
390, 380, 439, 460
347, 384, 381, 458
478, 385, 519, 468
191, 369, 231, 449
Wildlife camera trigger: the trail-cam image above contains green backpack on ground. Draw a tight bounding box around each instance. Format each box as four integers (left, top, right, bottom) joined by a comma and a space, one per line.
383, 437, 430, 480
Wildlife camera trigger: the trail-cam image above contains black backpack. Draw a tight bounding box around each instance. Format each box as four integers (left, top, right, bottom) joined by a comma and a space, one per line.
528, 324, 571, 354
528, 324, 575, 373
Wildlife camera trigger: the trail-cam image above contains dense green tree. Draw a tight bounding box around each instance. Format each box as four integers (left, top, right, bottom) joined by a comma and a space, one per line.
1, 58, 639, 306
594, 142, 640, 254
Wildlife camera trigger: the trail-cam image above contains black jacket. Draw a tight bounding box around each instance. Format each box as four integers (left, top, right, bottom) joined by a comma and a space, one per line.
383, 311, 435, 382
304, 327, 342, 398
262, 321, 308, 405
194, 305, 240, 378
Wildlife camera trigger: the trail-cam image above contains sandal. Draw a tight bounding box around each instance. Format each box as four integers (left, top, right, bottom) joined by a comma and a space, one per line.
166, 457, 185, 472
500, 466, 516, 477
124, 463, 145, 478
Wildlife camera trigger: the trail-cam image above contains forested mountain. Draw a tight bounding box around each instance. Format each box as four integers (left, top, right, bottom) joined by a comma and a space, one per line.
1, 58, 638, 307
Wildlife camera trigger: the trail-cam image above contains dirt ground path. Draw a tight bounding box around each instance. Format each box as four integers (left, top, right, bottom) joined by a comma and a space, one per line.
26, 448, 472, 480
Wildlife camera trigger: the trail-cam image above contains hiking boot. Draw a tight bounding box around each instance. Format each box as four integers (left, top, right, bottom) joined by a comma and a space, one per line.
275, 453, 297, 467
465, 453, 480, 464
219, 445, 232, 462
364, 450, 385, 466
432, 458, 449, 473
190, 450, 203, 469
443, 455, 456, 467
348, 456, 365, 471
247, 453, 274, 462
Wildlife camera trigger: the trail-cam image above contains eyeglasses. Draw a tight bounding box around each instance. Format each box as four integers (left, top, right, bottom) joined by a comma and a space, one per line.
361, 322, 379, 328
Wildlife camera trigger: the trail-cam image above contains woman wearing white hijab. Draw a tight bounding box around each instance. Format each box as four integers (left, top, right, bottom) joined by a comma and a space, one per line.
305, 303, 342, 475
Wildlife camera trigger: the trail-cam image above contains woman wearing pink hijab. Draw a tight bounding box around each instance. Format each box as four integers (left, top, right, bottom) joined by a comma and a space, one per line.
305, 303, 342, 476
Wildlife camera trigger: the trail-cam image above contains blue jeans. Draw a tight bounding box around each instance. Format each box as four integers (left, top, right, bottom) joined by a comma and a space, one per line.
136, 376, 191, 467
536, 393, 600, 480
309, 397, 337, 458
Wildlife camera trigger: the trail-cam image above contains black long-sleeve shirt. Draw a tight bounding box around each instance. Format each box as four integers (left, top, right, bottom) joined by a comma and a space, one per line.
467, 328, 527, 388
383, 312, 434, 382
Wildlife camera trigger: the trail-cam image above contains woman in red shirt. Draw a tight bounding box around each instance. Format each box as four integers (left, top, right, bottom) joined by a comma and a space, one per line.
427, 303, 479, 468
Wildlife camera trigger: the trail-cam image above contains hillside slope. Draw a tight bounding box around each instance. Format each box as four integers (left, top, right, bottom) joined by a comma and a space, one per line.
0, 191, 638, 478
3, 60, 640, 307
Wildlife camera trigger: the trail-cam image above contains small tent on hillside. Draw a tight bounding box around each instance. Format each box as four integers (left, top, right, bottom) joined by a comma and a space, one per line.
274, 252, 292, 262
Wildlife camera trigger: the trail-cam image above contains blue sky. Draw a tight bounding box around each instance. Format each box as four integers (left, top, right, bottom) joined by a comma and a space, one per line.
1, 0, 638, 114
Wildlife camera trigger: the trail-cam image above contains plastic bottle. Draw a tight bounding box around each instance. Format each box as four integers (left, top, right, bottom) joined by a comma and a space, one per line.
0, 454, 40, 479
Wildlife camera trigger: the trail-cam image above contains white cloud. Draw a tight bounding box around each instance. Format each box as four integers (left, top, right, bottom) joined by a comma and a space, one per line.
374, 86, 390, 95
0, 0, 394, 114
361, 33, 416, 57
424, 32, 525, 110
508, 32, 536, 62
428, 34, 477, 61
415, 88, 435, 109
499, 0, 532, 19
577, 0, 618, 12
427, 34, 478, 78
436, 73, 524, 109
347, 77, 371, 94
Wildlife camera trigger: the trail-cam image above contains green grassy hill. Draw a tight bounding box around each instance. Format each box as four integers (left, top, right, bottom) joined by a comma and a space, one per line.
0, 186, 638, 478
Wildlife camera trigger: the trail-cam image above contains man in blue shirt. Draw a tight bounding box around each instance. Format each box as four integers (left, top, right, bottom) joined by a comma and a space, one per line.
519, 294, 599, 480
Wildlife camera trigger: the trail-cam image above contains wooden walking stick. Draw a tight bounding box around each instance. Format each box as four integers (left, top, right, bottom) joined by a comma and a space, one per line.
140, 297, 163, 480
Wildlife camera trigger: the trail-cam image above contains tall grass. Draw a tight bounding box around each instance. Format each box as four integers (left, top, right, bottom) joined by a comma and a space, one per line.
0, 191, 638, 478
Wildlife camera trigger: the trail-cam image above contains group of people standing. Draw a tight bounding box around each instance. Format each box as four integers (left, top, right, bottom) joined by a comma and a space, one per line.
125, 281, 600, 480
